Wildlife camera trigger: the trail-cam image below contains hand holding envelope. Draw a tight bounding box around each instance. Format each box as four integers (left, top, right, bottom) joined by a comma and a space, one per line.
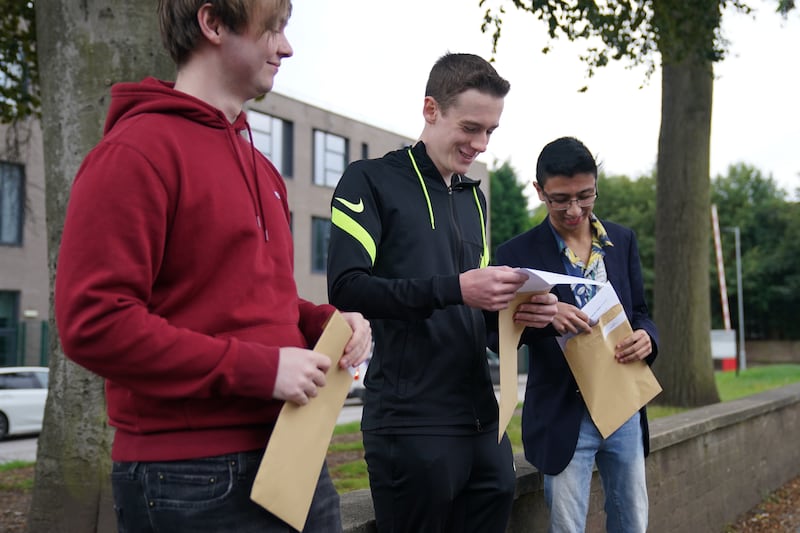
496, 269, 661, 442
250, 311, 354, 531
558, 284, 662, 437
496, 269, 604, 442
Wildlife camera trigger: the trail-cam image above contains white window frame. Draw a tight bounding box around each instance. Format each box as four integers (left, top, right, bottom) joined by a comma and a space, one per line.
311, 216, 331, 273
248, 111, 293, 177
0, 161, 24, 246
313, 130, 348, 187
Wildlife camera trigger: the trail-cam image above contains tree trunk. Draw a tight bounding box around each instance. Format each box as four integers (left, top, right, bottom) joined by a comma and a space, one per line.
652, 57, 720, 406
30, 2, 172, 531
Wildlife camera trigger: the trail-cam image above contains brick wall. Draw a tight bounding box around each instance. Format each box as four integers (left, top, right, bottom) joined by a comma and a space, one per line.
340, 382, 800, 532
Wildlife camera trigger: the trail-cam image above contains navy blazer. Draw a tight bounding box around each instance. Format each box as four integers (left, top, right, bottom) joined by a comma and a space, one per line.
496, 217, 659, 475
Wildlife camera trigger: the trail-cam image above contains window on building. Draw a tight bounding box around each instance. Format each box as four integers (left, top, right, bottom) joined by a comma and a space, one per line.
248, 111, 294, 177
0, 162, 24, 246
313, 130, 348, 187
0, 291, 19, 366
361, 142, 369, 160
311, 217, 331, 273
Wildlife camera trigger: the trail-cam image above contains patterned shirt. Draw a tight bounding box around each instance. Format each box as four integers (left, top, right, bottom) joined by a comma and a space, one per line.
551, 214, 614, 308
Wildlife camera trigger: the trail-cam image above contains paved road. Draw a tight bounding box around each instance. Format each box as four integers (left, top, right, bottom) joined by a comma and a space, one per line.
338, 374, 528, 426
0, 376, 528, 464
0, 436, 38, 463
0, 413, 364, 464
338, 398, 365, 425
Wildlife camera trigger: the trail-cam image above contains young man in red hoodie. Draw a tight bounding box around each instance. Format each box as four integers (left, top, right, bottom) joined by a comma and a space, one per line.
55, 1, 371, 531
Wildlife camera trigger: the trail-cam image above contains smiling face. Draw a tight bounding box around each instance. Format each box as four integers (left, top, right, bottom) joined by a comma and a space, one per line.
420, 89, 504, 181
219, 1, 293, 101
536, 173, 597, 237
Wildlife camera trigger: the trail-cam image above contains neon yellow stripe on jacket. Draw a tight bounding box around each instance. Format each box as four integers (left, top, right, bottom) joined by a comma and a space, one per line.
331, 206, 376, 265
472, 188, 488, 268
407, 149, 435, 229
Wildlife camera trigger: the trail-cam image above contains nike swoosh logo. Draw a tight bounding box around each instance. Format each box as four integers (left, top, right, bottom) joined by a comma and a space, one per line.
335, 196, 364, 213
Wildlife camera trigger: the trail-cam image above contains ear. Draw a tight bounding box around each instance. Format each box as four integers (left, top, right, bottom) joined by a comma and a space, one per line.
533, 182, 545, 201
197, 3, 223, 44
422, 96, 439, 125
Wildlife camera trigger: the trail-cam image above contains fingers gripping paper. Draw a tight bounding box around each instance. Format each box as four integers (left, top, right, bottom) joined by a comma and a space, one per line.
250, 311, 353, 530
563, 304, 662, 438
497, 292, 540, 443
496, 268, 604, 444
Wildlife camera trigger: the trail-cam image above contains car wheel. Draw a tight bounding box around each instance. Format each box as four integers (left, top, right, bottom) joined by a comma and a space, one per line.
0, 412, 8, 441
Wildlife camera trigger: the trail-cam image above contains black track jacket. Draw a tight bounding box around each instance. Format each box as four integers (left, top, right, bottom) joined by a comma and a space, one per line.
327, 142, 498, 435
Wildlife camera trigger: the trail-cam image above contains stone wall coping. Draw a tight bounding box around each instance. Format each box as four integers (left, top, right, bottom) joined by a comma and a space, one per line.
340, 382, 800, 532
649, 381, 800, 451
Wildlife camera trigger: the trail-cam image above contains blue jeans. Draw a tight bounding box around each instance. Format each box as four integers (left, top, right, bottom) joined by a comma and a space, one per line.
544, 411, 648, 533
111, 451, 341, 533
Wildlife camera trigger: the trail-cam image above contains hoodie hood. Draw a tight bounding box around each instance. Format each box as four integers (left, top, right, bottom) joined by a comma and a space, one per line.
105, 77, 240, 135
105, 77, 267, 241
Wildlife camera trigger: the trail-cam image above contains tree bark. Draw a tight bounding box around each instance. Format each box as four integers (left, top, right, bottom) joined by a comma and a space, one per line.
30, 2, 172, 531
652, 56, 720, 406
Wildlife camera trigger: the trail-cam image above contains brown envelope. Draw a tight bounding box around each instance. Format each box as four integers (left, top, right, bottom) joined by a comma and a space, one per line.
564, 303, 662, 438
497, 291, 545, 443
250, 311, 354, 530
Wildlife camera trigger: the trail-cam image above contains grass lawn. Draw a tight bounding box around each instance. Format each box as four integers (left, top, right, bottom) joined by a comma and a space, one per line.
327, 364, 800, 492
0, 461, 34, 491
713, 364, 800, 401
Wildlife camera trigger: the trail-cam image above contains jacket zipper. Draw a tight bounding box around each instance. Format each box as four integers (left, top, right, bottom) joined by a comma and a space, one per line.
447, 186, 464, 268
449, 180, 484, 433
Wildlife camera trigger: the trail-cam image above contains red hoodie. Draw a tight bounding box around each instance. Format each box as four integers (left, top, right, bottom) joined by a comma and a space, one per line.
55, 78, 335, 461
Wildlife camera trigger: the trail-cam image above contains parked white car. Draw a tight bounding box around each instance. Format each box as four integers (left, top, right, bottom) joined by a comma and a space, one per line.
0, 366, 49, 440
347, 358, 370, 402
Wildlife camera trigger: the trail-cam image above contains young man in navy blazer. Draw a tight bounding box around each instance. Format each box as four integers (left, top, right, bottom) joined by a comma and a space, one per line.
496, 137, 659, 533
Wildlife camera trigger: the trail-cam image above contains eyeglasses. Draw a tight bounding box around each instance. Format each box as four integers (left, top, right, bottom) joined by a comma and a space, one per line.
542, 191, 598, 211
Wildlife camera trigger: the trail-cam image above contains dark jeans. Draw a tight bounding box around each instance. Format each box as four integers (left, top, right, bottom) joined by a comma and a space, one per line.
363, 431, 516, 533
111, 450, 341, 533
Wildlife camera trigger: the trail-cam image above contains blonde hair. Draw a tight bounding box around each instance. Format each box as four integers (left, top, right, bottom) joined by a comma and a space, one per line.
157, 0, 291, 65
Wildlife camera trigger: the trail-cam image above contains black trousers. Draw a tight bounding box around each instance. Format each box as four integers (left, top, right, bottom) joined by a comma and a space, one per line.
362, 431, 516, 533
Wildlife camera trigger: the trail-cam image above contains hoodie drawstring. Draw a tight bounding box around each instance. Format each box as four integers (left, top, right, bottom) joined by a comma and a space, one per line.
225, 119, 269, 242
245, 124, 269, 242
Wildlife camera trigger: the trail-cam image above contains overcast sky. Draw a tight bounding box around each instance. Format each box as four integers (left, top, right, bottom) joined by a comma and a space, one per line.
272, 1, 800, 205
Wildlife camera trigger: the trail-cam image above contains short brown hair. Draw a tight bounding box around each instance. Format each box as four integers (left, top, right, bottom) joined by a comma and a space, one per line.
425, 53, 510, 112
158, 0, 291, 66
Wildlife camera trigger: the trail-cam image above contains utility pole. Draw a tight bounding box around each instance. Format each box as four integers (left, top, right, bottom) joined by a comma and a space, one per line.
732, 227, 746, 371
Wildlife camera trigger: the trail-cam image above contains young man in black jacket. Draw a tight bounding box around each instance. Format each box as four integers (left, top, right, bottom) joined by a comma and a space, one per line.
327, 53, 557, 532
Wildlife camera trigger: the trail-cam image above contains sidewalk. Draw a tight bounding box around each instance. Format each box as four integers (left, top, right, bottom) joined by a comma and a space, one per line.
493, 373, 528, 401
0, 437, 37, 464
